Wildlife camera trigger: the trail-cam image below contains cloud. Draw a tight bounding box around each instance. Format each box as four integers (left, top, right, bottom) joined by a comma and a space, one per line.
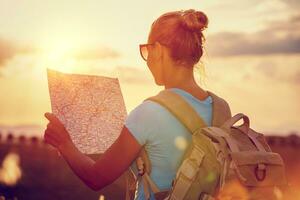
0, 38, 39, 68
0, 36, 121, 74
255, 61, 278, 78
113, 66, 152, 84
293, 70, 300, 85
206, 14, 300, 56
73, 47, 120, 60
0, 39, 17, 66
240, 56, 300, 87
280, 0, 300, 10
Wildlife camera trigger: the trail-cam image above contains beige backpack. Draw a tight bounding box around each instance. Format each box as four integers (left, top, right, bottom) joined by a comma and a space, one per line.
126, 90, 288, 200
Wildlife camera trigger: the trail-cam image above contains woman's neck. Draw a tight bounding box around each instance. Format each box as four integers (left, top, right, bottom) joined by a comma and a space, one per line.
164, 65, 198, 90
164, 71, 208, 100
164, 78, 198, 90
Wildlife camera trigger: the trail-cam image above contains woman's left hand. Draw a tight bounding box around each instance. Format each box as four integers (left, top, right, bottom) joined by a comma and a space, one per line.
44, 112, 72, 150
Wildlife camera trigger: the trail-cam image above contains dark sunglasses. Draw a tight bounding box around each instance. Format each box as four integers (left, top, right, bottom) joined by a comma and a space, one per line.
139, 43, 154, 61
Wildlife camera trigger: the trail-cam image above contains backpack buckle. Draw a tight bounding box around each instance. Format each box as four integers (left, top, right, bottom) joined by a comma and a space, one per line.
255, 163, 266, 181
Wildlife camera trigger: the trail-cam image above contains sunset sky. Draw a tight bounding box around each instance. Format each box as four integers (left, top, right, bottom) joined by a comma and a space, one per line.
0, 0, 299, 136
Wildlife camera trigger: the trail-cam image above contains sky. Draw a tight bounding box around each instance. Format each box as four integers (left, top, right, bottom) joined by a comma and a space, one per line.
0, 0, 299, 136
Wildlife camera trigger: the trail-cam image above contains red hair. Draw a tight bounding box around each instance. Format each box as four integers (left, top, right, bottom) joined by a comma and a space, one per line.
149, 9, 209, 67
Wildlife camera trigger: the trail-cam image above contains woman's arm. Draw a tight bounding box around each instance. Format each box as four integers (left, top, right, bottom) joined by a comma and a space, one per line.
44, 112, 142, 191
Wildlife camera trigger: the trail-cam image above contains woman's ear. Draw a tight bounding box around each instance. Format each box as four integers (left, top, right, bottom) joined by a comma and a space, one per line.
154, 41, 163, 60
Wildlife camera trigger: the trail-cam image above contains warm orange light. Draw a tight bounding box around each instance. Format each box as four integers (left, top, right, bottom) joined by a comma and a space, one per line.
0, 152, 22, 186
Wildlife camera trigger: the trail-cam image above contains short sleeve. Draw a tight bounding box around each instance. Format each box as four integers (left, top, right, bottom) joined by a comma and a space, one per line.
124, 100, 160, 146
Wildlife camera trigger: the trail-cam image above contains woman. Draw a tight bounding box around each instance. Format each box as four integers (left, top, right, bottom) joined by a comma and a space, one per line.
44, 9, 212, 199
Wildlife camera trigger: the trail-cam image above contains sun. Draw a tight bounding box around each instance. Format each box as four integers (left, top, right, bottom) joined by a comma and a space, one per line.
46, 40, 74, 62
39, 37, 81, 73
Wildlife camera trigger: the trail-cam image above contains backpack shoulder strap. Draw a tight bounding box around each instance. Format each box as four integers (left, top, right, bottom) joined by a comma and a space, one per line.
145, 89, 207, 134
130, 89, 232, 200
132, 89, 208, 199
147, 90, 232, 130
207, 90, 232, 126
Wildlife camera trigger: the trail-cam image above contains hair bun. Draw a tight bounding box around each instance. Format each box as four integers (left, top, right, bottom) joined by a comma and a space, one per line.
181, 9, 208, 32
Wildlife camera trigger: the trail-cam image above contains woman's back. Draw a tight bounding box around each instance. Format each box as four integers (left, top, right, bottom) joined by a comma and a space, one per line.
125, 87, 213, 200
43, 9, 217, 200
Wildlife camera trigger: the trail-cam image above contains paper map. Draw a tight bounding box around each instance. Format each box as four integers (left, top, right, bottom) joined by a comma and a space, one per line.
47, 69, 127, 154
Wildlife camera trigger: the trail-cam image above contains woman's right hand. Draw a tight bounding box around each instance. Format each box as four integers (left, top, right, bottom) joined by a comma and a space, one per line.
44, 112, 73, 151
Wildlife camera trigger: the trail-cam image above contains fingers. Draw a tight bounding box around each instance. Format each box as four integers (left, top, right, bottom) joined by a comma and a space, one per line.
44, 112, 62, 125
44, 112, 66, 132
44, 136, 58, 147
46, 122, 60, 134
47, 122, 54, 130
43, 112, 71, 149
44, 129, 59, 147
44, 128, 54, 141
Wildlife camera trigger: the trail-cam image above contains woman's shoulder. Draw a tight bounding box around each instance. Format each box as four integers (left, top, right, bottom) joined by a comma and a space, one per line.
169, 88, 212, 104
126, 98, 169, 122
124, 97, 175, 145
125, 87, 214, 123
125, 89, 190, 129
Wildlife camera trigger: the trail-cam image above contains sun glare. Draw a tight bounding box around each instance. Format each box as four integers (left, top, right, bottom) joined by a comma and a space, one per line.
46, 41, 74, 62
38, 37, 81, 73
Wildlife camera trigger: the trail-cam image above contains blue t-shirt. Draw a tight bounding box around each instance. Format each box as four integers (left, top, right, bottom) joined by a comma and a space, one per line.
125, 88, 213, 200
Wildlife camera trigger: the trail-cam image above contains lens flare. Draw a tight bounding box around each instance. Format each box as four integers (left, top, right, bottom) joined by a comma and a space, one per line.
174, 136, 188, 150
0, 152, 22, 186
